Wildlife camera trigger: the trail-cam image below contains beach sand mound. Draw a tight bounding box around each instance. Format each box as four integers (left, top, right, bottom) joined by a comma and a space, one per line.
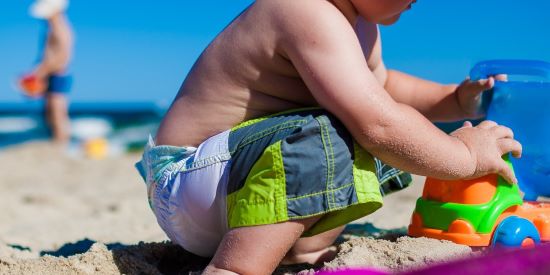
325, 236, 473, 271
0, 241, 211, 275
0, 243, 118, 275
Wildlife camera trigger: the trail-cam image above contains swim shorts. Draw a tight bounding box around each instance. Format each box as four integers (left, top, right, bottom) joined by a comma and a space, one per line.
136, 108, 411, 257
46, 74, 72, 94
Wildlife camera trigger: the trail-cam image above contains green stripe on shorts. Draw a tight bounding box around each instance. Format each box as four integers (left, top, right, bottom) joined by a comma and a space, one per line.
227, 140, 288, 227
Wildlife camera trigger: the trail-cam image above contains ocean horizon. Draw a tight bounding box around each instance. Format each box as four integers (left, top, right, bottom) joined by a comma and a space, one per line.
0, 101, 166, 150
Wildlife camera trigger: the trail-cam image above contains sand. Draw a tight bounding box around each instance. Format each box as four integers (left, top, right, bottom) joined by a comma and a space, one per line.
325, 237, 471, 272
0, 142, 473, 274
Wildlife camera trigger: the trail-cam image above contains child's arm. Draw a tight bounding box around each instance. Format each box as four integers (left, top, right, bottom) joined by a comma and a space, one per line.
383, 69, 501, 122
276, 0, 520, 182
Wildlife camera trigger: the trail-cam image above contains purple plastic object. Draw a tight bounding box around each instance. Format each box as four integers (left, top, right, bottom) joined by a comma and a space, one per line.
316, 244, 550, 275
402, 244, 550, 275
316, 268, 389, 275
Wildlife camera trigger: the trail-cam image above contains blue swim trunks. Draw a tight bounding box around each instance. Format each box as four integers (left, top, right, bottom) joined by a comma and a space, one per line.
136, 108, 411, 257
47, 74, 72, 94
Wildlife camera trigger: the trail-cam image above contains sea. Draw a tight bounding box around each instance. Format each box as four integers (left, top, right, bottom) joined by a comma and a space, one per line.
0, 101, 165, 153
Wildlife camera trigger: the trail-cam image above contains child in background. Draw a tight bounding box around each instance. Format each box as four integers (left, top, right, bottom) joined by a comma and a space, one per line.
136, 0, 522, 274
19, 0, 73, 144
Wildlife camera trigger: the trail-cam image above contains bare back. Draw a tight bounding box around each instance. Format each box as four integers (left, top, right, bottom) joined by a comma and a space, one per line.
156, 1, 381, 147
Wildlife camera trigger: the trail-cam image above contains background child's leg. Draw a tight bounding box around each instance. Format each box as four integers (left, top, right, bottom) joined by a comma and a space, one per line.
45, 92, 70, 143
204, 215, 325, 275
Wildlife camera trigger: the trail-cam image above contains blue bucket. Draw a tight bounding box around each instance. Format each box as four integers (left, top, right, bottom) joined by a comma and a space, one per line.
470, 60, 550, 200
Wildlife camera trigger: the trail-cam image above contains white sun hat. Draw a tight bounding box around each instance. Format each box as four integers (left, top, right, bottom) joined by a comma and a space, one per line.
29, 0, 68, 19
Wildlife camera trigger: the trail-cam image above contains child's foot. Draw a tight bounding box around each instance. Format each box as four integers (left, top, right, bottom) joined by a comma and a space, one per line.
281, 245, 338, 266
30, 0, 68, 19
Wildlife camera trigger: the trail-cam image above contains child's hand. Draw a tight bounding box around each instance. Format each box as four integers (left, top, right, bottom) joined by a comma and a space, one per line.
450, 120, 522, 184
455, 75, 507, 118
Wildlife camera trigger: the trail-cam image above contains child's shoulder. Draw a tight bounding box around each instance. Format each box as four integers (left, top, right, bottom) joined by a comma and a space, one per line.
252, 0, 351, 33
255, 0, 343, 16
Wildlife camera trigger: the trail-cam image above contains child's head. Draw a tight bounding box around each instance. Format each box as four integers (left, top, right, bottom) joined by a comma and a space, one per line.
349, 0, 416, 25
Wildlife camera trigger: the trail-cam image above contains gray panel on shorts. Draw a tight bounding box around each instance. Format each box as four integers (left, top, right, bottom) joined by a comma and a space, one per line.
284, 113, 358, 218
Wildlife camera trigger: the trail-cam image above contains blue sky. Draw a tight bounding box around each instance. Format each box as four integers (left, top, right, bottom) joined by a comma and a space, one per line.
1, 0, 549, 106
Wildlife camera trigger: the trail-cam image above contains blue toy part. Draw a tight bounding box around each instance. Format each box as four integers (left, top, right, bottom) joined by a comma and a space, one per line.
522, 191, 539, 202
470, 60, 550, 82
470, 60, 550, 201
491, 216, 541, 247
470, 60, 550, 114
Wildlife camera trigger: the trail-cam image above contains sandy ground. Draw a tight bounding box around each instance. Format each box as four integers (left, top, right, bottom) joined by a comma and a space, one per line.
0, 142, 473, 274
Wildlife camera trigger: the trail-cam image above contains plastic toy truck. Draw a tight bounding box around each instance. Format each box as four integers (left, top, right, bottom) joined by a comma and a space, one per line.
408, 166, 550, 248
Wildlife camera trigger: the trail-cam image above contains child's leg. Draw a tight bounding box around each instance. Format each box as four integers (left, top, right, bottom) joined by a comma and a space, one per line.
204, 215, 325, 275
